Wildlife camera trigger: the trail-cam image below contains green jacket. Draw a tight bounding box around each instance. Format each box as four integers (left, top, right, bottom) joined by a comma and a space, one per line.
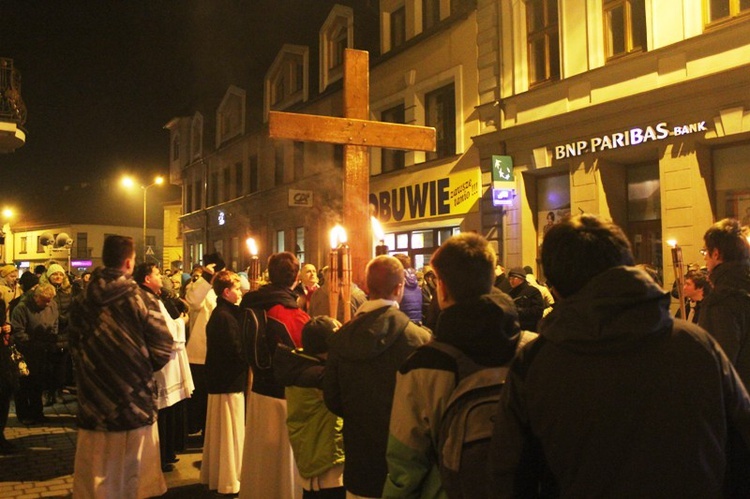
275, 346, 344, 478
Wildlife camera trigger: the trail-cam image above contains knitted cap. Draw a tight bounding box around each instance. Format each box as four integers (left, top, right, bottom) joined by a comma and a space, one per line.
46, 263, 65, 278
302, 316, 339, 355
0, 264, 17, 278
508, 267, 527, 279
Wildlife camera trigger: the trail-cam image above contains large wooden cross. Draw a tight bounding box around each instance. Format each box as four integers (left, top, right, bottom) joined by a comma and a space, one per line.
268, 49, 436, 287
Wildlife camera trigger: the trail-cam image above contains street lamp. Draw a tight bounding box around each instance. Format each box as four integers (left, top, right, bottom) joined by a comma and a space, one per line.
121, 175, 164, 261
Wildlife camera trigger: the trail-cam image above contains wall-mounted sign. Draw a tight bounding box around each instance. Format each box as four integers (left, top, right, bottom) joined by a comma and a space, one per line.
71, 260, 92, 267
289, 189, 314, 207
492, 188, 514, 206
492, 155, 514, 183
218, 211, 226, 226
554, 120, 708, 160
370, 167, 481, 224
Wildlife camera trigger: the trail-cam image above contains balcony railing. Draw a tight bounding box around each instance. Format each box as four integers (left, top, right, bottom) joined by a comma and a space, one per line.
0, 58, 26, 125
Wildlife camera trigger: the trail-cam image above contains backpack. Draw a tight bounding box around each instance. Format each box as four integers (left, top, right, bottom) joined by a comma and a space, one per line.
242, 307, 295, 398
428, 340, 509, 499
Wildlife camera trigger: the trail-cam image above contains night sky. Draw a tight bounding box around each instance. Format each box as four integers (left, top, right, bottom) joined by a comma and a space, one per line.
1, 1, 346, 225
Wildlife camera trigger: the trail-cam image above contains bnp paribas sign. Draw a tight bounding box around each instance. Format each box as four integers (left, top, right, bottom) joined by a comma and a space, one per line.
554, 120, 708, 160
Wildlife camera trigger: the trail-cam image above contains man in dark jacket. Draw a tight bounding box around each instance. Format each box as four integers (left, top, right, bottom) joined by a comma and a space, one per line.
383, 233, 521, 498
239, 251, 310, 499
68, 235, 172, 498
323, 255, 431, 498
699, 218, 750, 386
507, 267, 544, 331
489, 214, 750, 498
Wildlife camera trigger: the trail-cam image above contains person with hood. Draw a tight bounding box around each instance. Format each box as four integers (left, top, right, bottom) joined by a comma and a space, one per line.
274, 315, 346, 499
393, 253, 423, 324
323, 255, 431, 498
489, 214, 750, 497
239, 251, 310, 499
382, 233, 521, 498
0, 265, 21, 321
68, 235, 172, 498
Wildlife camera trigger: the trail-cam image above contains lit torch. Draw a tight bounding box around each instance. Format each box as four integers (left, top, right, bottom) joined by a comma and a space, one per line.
246, 237, 260, 291
668, 239, 686, 320
329, 226, 342, 322
371, 216, 388, 256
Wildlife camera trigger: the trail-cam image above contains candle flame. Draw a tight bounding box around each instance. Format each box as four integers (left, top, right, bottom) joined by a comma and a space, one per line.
330, 224, 347, 248
246, 237, 258, 256
371, 217, 385, 241
667, 239, 677, 248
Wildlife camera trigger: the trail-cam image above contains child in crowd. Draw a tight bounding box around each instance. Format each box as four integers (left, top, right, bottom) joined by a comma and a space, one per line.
275, 316, 345, 499
200, 270, 247, 495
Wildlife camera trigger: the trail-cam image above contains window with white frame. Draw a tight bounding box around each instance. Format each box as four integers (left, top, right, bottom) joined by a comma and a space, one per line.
320, 5, 354, 91
526, 0, 560, 85
604, 0, 646, 59
706, 0, 750, 24
425, 84, 456, 161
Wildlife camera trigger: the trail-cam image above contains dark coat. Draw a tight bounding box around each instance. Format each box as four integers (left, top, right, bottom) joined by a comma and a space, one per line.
322, 304, 430, 497
205, 297, 248, 394
490, 266, 750, 498
699, 260, 750, 387
508, 280, 544, 332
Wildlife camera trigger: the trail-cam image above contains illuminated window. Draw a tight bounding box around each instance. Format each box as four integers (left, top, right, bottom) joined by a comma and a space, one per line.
527, 0, 560, 84
707, 0, 750, 23
276, 230, 285, 252
604, 0, 646, 59
425, 84, 456, 161
295, 227, 305, 263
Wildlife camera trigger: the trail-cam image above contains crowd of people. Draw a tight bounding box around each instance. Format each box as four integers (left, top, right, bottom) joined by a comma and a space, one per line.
0, 214, 748, 498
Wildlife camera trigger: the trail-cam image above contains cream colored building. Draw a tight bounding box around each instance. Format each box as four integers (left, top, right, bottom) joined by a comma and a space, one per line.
473, 0, 750, 282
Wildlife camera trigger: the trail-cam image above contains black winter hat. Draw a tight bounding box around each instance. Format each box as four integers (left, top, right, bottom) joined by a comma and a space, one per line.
302, 316, 339, 355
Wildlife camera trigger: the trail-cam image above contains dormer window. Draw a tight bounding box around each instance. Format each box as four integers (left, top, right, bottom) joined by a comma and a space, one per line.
216, 86, 246, 146
265, 45, 309, 121
320, 5, 354, 91
171, 134, 180, 161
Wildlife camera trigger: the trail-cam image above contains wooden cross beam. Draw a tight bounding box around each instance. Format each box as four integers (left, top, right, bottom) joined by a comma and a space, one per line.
268, 49, 436, 288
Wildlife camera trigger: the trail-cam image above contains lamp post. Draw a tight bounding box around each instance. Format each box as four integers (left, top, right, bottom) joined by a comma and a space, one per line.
122, 175, 164, 261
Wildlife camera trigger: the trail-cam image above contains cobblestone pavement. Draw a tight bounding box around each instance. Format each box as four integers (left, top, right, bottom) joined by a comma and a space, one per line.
0, 394, 224, 498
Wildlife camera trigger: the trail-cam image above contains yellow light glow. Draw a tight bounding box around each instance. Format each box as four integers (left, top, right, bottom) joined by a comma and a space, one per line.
667, 239, 677, 248
121, 176, 135, 188
155, 176, 164, 185
2, 208, 12, 219
330, 224, 347, 248
371, 216, 384, 241
246, 237, 258, 256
